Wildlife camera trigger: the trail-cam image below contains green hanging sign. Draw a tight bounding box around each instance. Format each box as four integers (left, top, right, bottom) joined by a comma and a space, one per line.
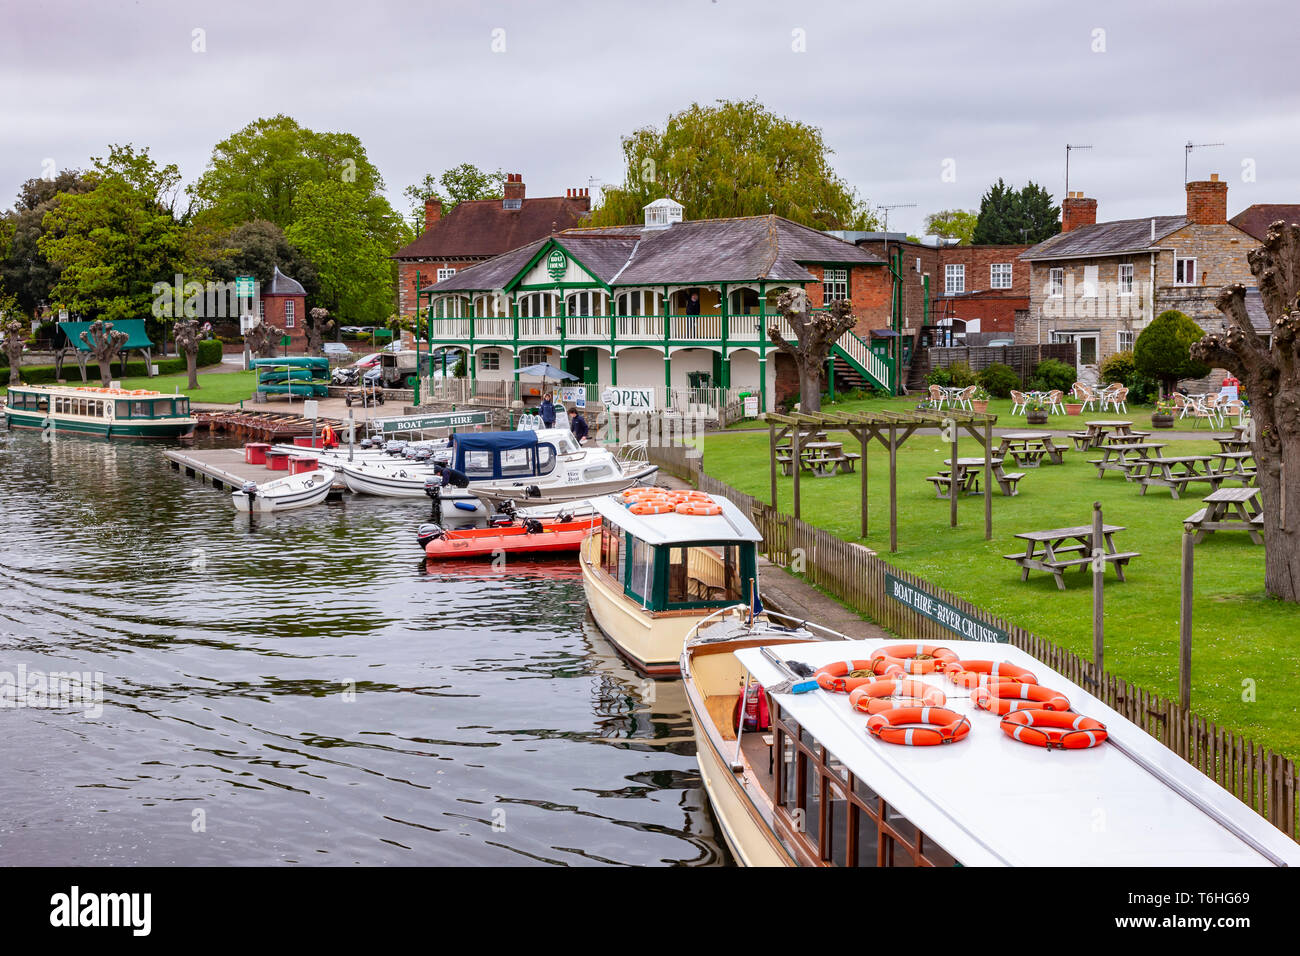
546, 249, 567, 280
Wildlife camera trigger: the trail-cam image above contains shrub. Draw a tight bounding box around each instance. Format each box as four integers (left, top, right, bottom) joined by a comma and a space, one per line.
197, 339, 222, 366
1134, 309, 1210, 395
1099, 350, 1158, 404
1028, 357, 1076, 394
926, 360, 976, 388
976, 362, 1020, 398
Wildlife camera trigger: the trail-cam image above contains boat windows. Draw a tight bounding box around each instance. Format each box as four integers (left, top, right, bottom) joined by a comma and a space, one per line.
132, 401, 151, 417
500, 448, 532, 477
582, 463, 613, 481
536, 445, 556, 474
462, 450, 494, 478
116, 401, 132, 418
665, 545, 744, 606
599, 518, 623, 578
627, 537, 655, 604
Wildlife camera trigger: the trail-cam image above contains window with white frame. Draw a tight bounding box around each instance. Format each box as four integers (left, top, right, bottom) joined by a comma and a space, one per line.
822, 268, 848, 305
1048, 268, 1064, 297
945, 264, 965, 295
566, 291, 604, 316
615, 289, 661, 316
990, 263, 1012, 289
1118, 263, 1134, 295
436, 267, 456, 282
517, 293, 557, 317
1175, 257, 1197, 285
1081, 265, 1099, 298
520, 347, 549, 366
284, 300, 295, 328
479, 350, 500, 370
1117, 330, 1135, 352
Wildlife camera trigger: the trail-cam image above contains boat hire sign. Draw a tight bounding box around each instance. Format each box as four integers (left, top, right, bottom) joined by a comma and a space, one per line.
884, 574, 1008, 643
546, 249, 567, 280
376, 410, 493, 433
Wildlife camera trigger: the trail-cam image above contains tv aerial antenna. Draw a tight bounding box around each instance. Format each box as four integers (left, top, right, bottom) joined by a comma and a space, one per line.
876, 203, 917, 233
1184, 141, 1225, 183
1065, 144, 1092, 196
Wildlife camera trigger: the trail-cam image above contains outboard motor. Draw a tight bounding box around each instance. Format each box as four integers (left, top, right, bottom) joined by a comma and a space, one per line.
359, 438, 373, 450
413, 448, 432, 462
416, 522, 446, 549
522, 518, 544, 535
424, 474, 443, 524
241, 480, 258, 501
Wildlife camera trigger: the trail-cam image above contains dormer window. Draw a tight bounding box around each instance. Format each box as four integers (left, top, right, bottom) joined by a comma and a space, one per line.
643, 198, 684, 229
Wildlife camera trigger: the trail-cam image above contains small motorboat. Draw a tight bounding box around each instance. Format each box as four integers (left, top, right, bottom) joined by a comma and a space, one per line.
233, 468, 337, 513
422, 514, 600, 559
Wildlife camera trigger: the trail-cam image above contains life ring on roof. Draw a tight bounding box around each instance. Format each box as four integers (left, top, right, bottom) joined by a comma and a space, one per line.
629, 501, 674, 515
973, 682, 1070, 715
675, 501, 722, 516
849, 679, 946, 715
946, 660, 1038, 688
866, 707, 971, 746
814, 658, 903, 693
1000, 709, 1107, 749
871, 643, 959, 675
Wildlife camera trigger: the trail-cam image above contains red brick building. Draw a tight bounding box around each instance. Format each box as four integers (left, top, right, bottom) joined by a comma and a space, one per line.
259, 266, 307, 344
391, 173, 592, 318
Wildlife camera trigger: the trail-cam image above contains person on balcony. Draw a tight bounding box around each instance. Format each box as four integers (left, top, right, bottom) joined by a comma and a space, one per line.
539, 393, 556, 428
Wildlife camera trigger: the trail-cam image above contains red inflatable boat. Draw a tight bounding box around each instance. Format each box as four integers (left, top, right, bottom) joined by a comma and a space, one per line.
424, 515, 600, 560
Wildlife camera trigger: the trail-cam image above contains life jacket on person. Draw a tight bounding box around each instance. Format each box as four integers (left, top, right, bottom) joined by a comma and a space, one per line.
732, 682, 771, 734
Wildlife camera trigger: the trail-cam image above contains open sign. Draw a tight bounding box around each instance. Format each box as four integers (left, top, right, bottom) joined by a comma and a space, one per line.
600, 387, 655, 411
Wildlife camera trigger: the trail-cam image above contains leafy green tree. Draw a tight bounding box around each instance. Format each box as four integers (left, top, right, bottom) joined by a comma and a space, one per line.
589, 98, 878, 230
1135, 309, 1210, 395
285, 180, 393, 323
923, 209, 977, 244
1, 170, 95, 317
972, 179, 1060, 245
403, 163, 506, 232
39, 145, 201, 343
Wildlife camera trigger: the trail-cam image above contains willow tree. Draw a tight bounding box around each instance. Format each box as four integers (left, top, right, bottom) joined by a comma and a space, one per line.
767, 290, 855, 413
2, 319, 26, 385
1191, 220, 1300, 602
244, 321, 283, 359
174, 319, 201, 389
80, 320, 128, 386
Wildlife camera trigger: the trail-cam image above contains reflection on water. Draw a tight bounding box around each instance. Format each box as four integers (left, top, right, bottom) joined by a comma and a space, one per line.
0, 430, 724, 866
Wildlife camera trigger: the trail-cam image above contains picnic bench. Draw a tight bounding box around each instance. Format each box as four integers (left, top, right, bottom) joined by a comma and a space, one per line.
1128, 456, 1225, 499
926, 457, 1025, 498
1068, 420, 1136, 451
1183, 487, 1263, 544
1003, 523, 1139, 590
1211, 450, 1256, 481
996, 430, 1067, 467
1216, 435, 1252, 454
1086, 441, 1166, 478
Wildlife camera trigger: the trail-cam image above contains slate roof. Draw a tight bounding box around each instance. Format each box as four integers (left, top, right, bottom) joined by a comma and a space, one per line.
426, 215, 883, 293
1019, 215, 1187, 261
393, 195, 591, 260
1229, 204, 1300, 241
265, 265, 306, 296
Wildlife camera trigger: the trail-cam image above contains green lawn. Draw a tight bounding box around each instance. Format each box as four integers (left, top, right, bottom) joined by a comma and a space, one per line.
702, 429, 1300, 761
2, 369, 257, 405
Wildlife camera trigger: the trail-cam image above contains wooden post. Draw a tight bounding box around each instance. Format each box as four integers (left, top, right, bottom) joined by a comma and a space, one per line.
769, 421, 778, 509
1092, 501, 1104, 679
983, 419, 993, 541
792, 425, 802, 520
859, 424, 869, 539
1180, 528, 1193, 711
889, 424, 898, 553
949, 416, 959, 528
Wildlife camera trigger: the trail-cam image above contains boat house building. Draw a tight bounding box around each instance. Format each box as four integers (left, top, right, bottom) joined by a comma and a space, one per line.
418, 201, 895, 411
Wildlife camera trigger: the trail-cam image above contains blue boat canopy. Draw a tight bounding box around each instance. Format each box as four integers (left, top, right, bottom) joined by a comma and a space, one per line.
452, 432, 538, 454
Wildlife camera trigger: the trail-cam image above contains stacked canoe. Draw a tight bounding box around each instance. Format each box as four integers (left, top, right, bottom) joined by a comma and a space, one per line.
253, 357, 330, 397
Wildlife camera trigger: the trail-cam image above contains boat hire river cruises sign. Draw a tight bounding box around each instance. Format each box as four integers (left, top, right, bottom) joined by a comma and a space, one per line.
885, 573, 1008, 643
376, 410, 494, 434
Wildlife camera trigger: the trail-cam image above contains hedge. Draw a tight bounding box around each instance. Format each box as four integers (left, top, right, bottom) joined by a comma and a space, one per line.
2, 340, 223, 384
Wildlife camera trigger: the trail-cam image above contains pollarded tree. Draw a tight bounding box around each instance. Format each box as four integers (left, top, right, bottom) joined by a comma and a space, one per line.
305, 307, 333, 356
1134, 309, 1211, 396
767, 290, 856, 413
2, 318, 26, 385
80, 320, 128, 386
1191, 220, 1300, 602
244, 321, 283, 359
174, 319, 201, 389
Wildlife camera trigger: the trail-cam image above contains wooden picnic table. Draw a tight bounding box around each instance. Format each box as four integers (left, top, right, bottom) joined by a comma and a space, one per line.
1003, 523, 1138, 590
1084, 419, 1134, 446
800, 441, 847, 477
928, 456, 1025, 498
996, 430, 1067, 467
1184, 487, 1263, 544
1215, 434, 1252, 454
1128, 455, 1224, 499
1211, 450, 1256, 482
1087, 441, 1166, 478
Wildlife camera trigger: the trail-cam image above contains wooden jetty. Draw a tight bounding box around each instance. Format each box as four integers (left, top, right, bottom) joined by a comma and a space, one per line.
194, 409, 344, 441
164, 448, 343, 494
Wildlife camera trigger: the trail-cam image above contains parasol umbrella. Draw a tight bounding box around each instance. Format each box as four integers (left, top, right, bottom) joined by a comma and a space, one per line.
517, 362, 577, 393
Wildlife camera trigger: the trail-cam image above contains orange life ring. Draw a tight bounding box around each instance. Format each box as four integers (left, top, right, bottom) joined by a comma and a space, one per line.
946, 660, 1038, 688
871, 643, 960, 675
814, 659, 902, 693
629, 502, 674, 515
866, 706, 972, 746
1000, 709, 1108, 749
675, 501, 722, 516
973, 682, 1070, 715
849, 679, 946, 715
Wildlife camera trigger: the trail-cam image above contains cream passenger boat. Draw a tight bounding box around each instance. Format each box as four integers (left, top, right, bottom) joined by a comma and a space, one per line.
682, 624, 1300, 867
579, 492, 762, 677
3, 384, 196, 439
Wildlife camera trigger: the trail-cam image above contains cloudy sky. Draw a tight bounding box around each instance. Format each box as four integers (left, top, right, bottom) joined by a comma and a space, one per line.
2, 0, 1294, 236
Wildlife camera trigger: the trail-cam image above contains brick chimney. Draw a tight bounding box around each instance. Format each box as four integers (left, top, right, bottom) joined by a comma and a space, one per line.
567, 187, 592, 211
1061, 192, 1098, 233
504, 173, 525, 203
1186, 173, 1228, 225
424, 198, 442, 232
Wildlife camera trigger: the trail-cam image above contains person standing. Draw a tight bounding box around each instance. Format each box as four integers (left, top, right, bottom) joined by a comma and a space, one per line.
539, 392, 556, 429
567, 407, 589, 444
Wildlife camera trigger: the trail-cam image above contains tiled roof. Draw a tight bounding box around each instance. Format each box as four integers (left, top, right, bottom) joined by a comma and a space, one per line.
1020, 216, 1186, 261
430, 215, 882, 293
1229, 204, 1300, 241
393, 196, 590, 260
265, 265, 306, 296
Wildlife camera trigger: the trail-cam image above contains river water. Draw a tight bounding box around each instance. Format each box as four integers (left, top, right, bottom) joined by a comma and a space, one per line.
0, 431, 725, 866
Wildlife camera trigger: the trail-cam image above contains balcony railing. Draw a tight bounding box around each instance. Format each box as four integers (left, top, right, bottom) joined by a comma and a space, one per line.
425, 313, 794, 345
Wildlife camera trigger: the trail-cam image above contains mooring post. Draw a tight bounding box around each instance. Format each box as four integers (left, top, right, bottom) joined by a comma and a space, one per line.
1092, 500, 1104, 680
983, 419, 993, 540
1180, 527, 1193, 710
792, 425, 802, 520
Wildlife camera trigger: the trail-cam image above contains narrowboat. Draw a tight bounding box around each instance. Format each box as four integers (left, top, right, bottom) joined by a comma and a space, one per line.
681, 628, 1300, 867
3, 384, 196, 439
579, 489, 762, 677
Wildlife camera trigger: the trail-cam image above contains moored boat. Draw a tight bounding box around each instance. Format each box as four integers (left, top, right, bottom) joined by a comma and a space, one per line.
3, 384, 196, 439
579, 488, 762, 677
232, 467, 337, 513
682, 629, 1300, 867
423, 514, 600, 559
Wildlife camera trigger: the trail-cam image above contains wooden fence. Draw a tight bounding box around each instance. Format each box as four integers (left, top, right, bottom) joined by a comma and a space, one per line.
657, 448, 1299, 843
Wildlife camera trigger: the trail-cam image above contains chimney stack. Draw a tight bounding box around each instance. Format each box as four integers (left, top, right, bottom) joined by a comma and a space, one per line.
424, 198, 442, 232
1061, 191, 1098, 233
504, 173, 525, 203
1185, 173, 1228, 225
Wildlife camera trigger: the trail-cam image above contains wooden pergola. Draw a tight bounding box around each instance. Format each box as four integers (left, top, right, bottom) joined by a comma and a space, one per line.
766, 409, 1000, 552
